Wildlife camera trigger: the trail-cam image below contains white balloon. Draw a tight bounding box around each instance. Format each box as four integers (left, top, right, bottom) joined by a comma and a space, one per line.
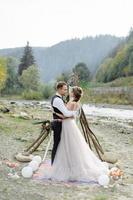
32, 155, 42, 164
98, 175, 110, 186
21, 166, 33, 178
28, 160, 39, 171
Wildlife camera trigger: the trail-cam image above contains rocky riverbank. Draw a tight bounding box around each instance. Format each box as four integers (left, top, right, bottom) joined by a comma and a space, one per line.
0, 100, 133, 200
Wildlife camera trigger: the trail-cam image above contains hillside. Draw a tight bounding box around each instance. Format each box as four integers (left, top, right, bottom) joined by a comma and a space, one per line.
105, 76, 133, 87
0, 35, 121, 82
96, 30, 133, 82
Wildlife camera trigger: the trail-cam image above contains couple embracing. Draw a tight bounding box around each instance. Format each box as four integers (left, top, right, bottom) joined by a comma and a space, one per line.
44, 81, 109, 183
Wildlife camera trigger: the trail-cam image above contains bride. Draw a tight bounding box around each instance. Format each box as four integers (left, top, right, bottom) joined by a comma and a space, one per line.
43, 86, 109, 182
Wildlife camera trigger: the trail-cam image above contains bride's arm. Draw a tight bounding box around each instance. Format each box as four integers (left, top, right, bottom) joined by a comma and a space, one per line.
52, 103, 73, 119
54, 102, 75, 118
54, 102, 75, 119
53, 102, 77, 119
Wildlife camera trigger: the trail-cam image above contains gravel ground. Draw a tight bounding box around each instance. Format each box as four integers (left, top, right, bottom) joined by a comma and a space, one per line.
0, 100, 133, 200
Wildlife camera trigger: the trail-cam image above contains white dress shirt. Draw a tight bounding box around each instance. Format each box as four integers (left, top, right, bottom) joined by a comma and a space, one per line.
52, 93, 76, 117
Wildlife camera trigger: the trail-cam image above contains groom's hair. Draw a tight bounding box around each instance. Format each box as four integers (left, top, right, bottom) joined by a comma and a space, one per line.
56, 81, 67, 90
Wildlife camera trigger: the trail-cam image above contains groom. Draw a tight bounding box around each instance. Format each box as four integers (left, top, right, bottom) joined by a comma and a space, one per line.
51, 81, 75, 164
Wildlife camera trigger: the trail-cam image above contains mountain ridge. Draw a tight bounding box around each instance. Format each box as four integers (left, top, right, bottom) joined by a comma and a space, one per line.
0, 35, 122, 82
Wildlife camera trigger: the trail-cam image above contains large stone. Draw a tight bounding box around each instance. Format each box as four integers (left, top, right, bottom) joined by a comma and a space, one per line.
15, 152, 34, 162
101, 152, 118, 164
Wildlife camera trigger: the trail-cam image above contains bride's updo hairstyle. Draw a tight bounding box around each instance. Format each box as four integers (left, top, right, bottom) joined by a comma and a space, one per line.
72, 86, 83, 102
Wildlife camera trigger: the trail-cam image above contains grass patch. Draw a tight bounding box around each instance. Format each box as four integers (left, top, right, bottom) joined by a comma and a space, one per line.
80, 77, 133, 105
0, 95, 22, 100
0, 124, 12, 134
22, 90, 43, 100
80, 81, 106, 88
106, 76, 133, 87
82, 88, 133, 105
92, 194, 109, 200
10, 117, 28, 123
81, 77, 133, 88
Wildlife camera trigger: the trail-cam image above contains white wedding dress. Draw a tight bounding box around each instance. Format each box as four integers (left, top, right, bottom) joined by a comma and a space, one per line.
43, 117, 109, 183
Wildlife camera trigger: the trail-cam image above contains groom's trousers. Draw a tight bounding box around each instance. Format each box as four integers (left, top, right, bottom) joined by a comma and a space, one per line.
51, 121, 62, 164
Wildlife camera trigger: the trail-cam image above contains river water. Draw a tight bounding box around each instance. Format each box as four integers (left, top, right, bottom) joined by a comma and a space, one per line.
1, 99, 133, 121
83, 104, 133, 120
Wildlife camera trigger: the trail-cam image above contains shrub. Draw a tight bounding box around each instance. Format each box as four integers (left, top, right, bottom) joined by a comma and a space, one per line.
42, 84, 54, 99
22, 90, 42, 100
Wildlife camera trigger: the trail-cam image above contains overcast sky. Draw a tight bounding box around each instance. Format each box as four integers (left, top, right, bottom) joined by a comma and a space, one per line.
0, 0, 133, 49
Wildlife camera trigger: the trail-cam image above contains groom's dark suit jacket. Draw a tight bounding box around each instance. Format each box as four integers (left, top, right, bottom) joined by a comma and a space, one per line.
51, 95, 64, 119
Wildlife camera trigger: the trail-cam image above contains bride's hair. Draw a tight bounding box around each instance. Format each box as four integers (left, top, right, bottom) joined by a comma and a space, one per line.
72, 86, 83, 102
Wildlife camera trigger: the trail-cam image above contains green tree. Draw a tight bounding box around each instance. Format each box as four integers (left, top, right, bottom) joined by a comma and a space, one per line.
0, 57, 7, 92
73, 62, 90, 82
127, 27, 133, 42
3, 57, 19, 94
19, 65, 40, 91
129, 51, 133, 75
96, 45, 130, 82
41, 84, 54, 99
18, 41, 35, 76
96, 58, 113, 82
56, 71, 71, 82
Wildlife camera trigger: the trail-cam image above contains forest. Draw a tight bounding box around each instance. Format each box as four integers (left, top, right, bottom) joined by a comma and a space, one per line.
0, 30, 133, 104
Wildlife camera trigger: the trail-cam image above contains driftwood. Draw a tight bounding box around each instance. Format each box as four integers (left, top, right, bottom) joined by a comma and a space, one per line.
79, 107, 104, 160
79, 107, 117, 163
24, 120, 51, 154
15, 120, 51, 162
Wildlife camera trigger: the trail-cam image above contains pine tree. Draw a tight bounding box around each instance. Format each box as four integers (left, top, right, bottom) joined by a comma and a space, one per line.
18, 41, 35, 75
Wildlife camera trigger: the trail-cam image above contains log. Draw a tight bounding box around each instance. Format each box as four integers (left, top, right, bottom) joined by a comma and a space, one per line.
79, 107, 104, 160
